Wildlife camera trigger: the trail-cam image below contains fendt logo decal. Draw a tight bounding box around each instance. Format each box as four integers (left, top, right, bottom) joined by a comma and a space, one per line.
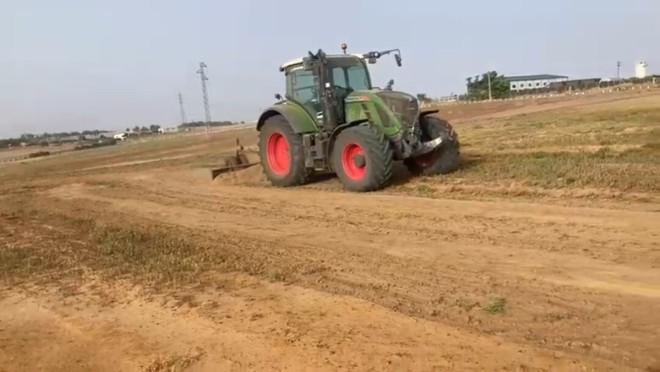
345, 96, 371, 102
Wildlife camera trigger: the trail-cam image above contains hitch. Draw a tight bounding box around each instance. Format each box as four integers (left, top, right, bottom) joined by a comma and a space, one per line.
210, 138, 260, 180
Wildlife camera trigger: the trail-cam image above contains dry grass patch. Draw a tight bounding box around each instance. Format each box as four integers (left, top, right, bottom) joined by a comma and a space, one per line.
0, 195, 303, 289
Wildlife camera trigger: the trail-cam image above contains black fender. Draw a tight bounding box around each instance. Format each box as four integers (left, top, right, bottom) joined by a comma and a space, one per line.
420, 109, 439, 119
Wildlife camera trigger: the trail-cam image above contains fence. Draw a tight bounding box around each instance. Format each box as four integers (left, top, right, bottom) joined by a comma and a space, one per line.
421, 81, 660, 108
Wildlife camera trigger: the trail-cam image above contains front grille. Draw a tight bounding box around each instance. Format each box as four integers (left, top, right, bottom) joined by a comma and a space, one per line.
374, 91, 419, 128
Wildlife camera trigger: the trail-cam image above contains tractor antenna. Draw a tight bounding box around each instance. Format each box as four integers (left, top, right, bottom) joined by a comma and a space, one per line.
197, 61, 212, 134
178, 92, 188, 125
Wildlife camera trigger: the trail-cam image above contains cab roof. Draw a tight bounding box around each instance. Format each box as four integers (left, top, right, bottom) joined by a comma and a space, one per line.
279, 53, 365, 71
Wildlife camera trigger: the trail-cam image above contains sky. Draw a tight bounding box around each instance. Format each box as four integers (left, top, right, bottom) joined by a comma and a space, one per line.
1, 0, 658, 138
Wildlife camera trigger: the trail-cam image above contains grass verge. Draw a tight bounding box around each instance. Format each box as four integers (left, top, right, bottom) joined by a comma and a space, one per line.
448, 146, 658, 192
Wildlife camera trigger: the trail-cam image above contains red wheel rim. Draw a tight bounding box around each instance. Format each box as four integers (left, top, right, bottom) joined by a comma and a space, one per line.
341, 143, 366, 180
415, 150, 437, 168
266, 132, 290, 175
414, 133, 438, 168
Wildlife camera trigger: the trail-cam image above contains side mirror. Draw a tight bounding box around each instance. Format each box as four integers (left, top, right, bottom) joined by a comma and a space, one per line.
274, 93, 283, 101
395, 54, 402, 67
368, 57, 377, 64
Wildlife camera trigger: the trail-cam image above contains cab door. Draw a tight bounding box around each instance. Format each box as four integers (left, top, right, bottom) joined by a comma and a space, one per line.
286, 67, 322, 123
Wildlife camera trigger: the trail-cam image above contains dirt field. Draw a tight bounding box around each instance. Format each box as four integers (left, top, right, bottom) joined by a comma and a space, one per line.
1, 90, 659, 371
0, 143, 78, 164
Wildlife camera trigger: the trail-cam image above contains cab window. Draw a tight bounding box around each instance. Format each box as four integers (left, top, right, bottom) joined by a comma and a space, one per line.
286, 67, 321, 115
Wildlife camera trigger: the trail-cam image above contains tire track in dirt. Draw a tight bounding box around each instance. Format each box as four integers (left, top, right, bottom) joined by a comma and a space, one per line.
1, 274, 626, 372
103, 171, 660, 268
42, 172, 660, 369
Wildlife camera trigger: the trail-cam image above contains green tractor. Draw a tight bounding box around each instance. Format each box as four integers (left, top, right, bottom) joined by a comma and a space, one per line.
256, 45, 460, 192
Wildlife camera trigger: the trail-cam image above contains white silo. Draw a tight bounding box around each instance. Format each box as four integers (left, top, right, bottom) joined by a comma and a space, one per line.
635, 61, 648, 78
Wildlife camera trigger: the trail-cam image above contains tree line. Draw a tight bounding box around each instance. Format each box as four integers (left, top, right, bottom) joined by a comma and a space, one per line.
463, 71, 511, 100
415, 71, 511, 104
0, 130, 113, 148
1, 120, 247, 148
418, 71, 658, 103
178, 120, 245, 129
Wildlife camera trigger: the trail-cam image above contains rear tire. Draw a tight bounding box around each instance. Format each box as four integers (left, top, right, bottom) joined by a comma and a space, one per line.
332, 124, 393, 192
258, 115, 309, 187
404, 115, 460, 176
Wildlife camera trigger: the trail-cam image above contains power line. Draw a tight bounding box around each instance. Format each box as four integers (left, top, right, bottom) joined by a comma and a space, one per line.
197, 62, 211, 133
178, 92, 187, 125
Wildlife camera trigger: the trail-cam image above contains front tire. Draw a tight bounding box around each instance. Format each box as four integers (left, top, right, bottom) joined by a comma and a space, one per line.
258, 115, 309, 187
332, 124, 394, 192
404, 115, 460, 176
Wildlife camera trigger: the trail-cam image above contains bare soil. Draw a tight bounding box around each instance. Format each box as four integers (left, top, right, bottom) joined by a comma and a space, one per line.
1, 90, 659, 371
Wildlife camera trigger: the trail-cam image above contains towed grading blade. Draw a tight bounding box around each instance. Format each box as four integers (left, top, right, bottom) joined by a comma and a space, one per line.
210, 138, 260, 179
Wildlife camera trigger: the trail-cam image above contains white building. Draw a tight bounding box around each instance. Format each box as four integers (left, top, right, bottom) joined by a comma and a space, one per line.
506, 74, 569, 92
635, 61, 648, 79
158, 126, 179, 134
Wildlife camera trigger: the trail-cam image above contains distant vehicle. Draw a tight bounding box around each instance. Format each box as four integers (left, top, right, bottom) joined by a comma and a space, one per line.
113, 133, 127, 141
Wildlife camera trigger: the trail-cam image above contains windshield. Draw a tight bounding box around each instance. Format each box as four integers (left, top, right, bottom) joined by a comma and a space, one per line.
329, 58, 371, 91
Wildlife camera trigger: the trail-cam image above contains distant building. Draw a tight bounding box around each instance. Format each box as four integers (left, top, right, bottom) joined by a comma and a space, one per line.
158, 126, 179, 134
82, 133, 109, 141
548, 78, 602, 92
438, 94, 459, 103
505, 74, 569, 92
635, 61, 648, 79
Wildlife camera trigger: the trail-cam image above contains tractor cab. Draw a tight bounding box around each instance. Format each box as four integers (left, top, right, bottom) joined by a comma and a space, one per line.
281, 53, 373, 124
278, 45, 405, 131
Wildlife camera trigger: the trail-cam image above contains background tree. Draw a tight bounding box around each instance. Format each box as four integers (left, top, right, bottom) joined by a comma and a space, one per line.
178, 120, 235, 129
465, 71, 510, 100
416, 93, 432, 104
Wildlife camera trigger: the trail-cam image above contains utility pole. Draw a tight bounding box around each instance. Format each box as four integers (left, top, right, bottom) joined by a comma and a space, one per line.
487, 72, 493, 101
197, 62, 211, 133
617, 61, 621, 79
178, 92, 187, 126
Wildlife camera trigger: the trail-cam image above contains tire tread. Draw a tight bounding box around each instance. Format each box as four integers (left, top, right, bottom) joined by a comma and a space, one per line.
333, 124, 394, 192
405, 116, 460, 176
258, 115, 309, 187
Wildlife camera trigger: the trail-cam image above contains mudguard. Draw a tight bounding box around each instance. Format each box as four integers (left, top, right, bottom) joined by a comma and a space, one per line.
256, 102, 319, 133
420, 109, 439, 118
327, 119, 371, 159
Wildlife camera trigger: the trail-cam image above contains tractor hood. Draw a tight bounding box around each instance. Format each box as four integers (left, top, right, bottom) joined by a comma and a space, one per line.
370, 89, 420, 128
